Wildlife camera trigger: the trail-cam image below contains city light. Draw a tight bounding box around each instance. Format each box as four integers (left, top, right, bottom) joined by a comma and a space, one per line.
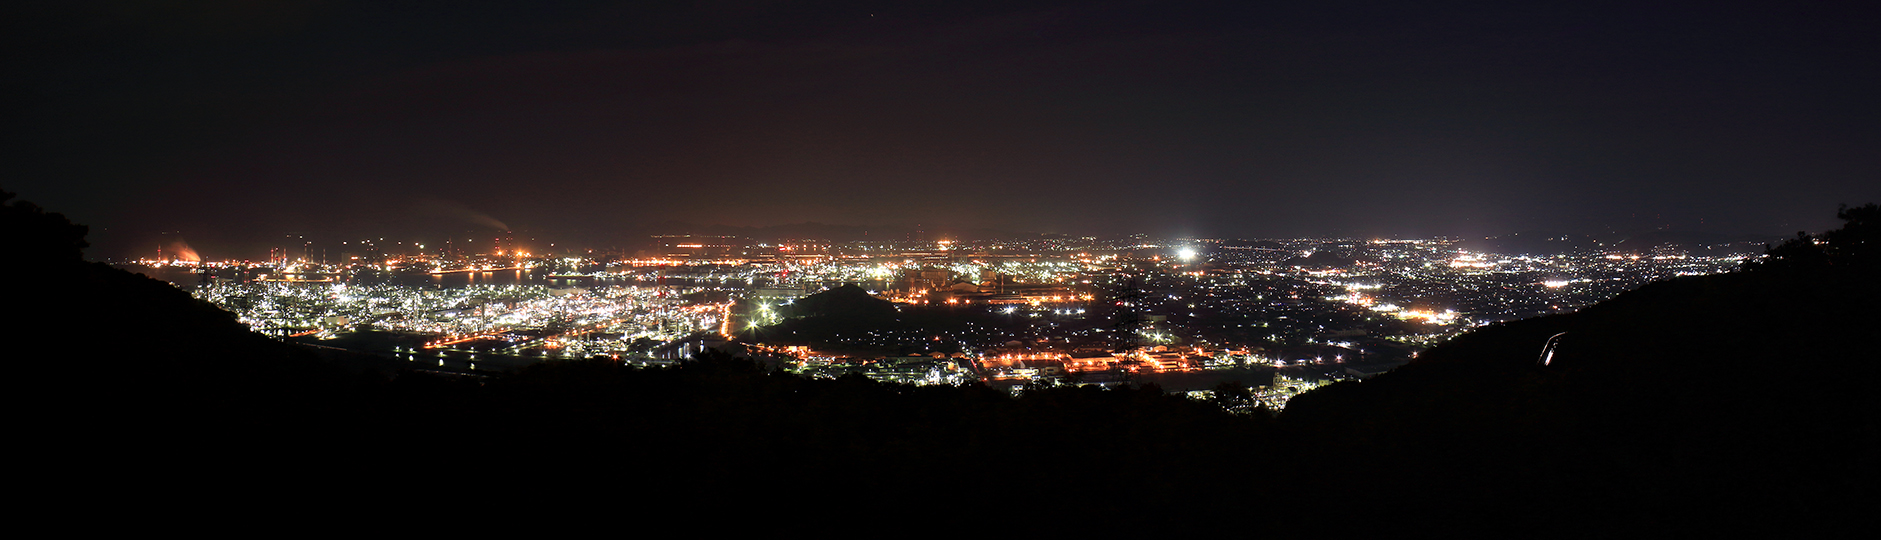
145, 229, 1754, 404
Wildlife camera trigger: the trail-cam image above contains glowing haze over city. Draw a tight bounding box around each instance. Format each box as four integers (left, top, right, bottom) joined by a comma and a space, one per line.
10, 1, 1874, 260
9, 2, 1880, 533
11, 0, 1874, 395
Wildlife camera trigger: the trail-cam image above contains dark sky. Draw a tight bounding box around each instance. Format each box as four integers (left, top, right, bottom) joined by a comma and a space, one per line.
5, 1, 1877, 258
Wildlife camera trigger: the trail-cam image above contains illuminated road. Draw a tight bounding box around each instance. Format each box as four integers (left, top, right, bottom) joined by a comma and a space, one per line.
428, 267, 530, 275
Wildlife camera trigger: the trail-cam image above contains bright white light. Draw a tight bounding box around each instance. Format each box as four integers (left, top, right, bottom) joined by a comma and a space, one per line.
1177, 247, 1197, 261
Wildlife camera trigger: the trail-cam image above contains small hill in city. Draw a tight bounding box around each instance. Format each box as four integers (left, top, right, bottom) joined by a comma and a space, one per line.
781, 283, 898, 320
757, 283, 1016, 354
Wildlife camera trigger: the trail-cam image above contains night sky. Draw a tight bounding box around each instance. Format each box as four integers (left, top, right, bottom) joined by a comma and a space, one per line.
5, 1, 1876, 258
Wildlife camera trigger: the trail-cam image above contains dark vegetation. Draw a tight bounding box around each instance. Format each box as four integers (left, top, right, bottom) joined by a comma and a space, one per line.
751, 283, 1036, 354
9, 190, 1874, 534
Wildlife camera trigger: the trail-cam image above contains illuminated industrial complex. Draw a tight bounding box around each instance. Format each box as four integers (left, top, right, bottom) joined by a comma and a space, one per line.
131, 230, 1757, 409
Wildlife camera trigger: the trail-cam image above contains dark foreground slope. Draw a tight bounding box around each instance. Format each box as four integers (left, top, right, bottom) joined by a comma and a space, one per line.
4, 191, 1274, 532
9, 189, 1874, 535
1282, 205, 1878, 536
4, 193, 389, 421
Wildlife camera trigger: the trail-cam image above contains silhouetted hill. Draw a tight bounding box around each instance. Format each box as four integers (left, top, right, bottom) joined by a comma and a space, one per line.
756, 285, 1028, 354
11, 187, 1873, 535
1279, 203, 1879, 536
781, 283, 897, 319
754, 284, 903, 350
5, 189, 398, 451
379, 355, 1274, 532
5, 190, 1266, 532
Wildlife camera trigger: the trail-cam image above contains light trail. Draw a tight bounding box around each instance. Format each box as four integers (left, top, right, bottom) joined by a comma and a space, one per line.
425, 329, 513, 348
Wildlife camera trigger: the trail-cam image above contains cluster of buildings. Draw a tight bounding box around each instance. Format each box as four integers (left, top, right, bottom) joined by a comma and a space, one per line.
193, 281, 729, 362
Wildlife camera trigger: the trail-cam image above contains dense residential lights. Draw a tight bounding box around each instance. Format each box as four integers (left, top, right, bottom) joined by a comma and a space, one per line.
153, 231, 1755, 405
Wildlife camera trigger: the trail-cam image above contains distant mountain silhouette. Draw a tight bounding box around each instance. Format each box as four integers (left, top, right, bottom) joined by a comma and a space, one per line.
1220, 239, 1285, 249
1283, 250, 1373, 268
1452, 231, 1600, 254
1450, 230, 1779, 256
1612, 229, 1778, 255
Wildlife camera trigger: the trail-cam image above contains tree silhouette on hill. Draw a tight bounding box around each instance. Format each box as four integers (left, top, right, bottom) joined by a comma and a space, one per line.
6, 188, 391, 428
0, 189, 88, 270
1754, 203, 1877, 271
